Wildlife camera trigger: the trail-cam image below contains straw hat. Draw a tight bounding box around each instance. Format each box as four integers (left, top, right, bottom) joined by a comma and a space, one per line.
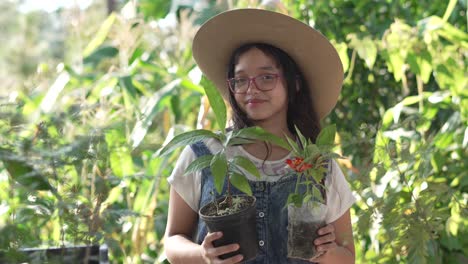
192, 8, 343, 120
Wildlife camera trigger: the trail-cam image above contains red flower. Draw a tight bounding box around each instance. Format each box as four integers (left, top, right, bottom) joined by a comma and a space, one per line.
286, 157, 312, 172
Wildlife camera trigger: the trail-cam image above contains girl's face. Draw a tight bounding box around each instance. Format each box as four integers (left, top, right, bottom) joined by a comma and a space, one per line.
233, 48, 289, 125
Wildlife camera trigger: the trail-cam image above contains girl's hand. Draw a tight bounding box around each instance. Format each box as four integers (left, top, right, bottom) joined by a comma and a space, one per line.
310, 224, 337, 261
200, 232, 244, 264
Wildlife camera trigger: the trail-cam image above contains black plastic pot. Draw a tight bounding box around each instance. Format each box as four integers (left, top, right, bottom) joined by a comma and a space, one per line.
199, 195, 258, 261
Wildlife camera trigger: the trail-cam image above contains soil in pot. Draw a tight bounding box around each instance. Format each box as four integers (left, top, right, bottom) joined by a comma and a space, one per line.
287, 202, 327, 260
199, 195, 258, 261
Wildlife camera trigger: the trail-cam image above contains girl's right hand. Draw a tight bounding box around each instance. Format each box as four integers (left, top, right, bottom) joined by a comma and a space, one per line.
200, 232, 244, 264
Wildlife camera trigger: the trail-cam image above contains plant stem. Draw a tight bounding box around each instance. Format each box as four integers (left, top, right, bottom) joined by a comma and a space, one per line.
227, 178, 232, 207
294, 172, 301, 195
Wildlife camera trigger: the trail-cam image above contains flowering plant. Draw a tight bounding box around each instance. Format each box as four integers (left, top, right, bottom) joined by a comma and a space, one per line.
283, 124, 341, 208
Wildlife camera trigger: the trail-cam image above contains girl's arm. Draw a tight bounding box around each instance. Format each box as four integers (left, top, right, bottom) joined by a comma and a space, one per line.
164, 187, 242, 264
312, 209, 355, 264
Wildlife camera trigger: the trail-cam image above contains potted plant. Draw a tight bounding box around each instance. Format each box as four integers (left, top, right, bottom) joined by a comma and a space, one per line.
159, 125, 287, 261
282, 124, 340, 261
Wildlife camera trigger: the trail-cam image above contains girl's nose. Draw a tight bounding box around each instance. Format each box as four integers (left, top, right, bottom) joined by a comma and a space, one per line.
246, 79, 261, 94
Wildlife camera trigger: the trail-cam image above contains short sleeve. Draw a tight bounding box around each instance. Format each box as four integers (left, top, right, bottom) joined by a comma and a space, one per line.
167, 145, 202, 212
324, 160, 356, 223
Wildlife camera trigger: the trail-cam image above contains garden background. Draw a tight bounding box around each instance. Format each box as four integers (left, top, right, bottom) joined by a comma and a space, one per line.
0, 0, 466, 263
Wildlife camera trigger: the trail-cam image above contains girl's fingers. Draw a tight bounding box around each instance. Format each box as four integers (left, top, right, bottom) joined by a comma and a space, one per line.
317, 224, 334, 236
314, 232, 336, 245
204, 232, 223, 244
207, 243, 240, 258
316, 241, 337, 252
202, 232, 243, 263
201, 232, 223, 262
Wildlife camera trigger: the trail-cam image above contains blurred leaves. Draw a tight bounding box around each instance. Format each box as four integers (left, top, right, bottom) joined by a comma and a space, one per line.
0, 149, 53, 191
0, 0, 466, 264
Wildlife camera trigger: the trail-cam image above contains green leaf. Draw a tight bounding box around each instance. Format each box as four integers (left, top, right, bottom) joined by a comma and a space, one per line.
181, 78, 204, 93
305, 144, 320, 159
332, 41, 349, 73
442, 0, 458, 22
434, 132, 453, 148
348, 34, 377, 69
232, 156, 260, 179
419, 16, 468, 47
303, 194, 313, 204
401, 95, 423, 106
374, 131, 391, 168
382, 107, 395, 128
284, 134, 300, 154
226, 137, 255, 146
83, 45, 119, 65
39, 72, 70, 114
83, 13, 116, 57
201, 76, 226, 131
0, 151, 52, 191
407, 50, 433, 83
233, 127, 290, 150
130, 79, 181, 149
294, 125, 308, 150
185, 155, 214, 175
386, 50, 405, 81
316, 124, 336, 146
230, 172, 252, 196
106, 130, 135, 177
170, 96, 181, 123
287, 193, 303, 207
158, 129, 219, 156
434, 58, 466, 94
119, 75, 138, 99
311, 169, 325, 184
138, 0, 171, 20
211, 152, 228, 194
312, 185, 325, 203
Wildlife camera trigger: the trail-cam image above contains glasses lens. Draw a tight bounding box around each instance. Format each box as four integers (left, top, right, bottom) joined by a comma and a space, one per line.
255, 74, 278, 91
229, 78, 248, 93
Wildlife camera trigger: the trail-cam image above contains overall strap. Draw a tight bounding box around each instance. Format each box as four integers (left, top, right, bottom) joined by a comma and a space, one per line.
190, 140, 212, 157
189, 140, 213, 183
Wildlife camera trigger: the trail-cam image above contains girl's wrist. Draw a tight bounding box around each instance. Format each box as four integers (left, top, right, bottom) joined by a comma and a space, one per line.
197, 244, 208, 264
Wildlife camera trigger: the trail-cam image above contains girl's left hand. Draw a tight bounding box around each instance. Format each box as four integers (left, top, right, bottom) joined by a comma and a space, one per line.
313, 224, 337, 254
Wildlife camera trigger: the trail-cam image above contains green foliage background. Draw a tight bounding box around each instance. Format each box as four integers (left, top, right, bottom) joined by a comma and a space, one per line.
0, 0, 466, 263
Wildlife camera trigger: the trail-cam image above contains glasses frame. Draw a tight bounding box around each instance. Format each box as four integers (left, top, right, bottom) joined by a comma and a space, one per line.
226, 73, 281, 94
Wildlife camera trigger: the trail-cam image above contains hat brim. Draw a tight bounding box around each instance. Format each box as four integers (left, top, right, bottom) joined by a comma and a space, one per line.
192, 8, 343, 120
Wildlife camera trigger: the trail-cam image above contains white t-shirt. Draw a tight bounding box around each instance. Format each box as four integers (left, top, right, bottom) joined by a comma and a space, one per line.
168, 138, 356, 224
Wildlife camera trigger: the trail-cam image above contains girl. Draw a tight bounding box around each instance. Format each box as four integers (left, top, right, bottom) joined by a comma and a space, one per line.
164, 9, 356, 264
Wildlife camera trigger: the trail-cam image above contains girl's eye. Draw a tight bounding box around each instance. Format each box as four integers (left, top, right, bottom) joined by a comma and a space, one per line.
261, 74, 276, 81
234, 78, 247, 86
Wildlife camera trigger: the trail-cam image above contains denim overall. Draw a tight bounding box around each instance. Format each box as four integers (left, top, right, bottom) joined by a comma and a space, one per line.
191, 141, 327, 264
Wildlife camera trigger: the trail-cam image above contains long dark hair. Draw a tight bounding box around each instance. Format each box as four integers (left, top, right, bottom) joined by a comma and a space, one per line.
226, 43, 321, 143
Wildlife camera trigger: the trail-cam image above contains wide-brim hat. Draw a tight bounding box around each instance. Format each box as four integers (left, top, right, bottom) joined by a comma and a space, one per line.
192, 8, 343, 120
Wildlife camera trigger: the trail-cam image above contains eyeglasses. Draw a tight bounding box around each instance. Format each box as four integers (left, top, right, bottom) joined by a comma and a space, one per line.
227, 73, 281, 94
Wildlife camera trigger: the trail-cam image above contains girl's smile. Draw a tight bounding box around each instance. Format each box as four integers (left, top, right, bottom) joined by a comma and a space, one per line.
245, 98, 267, 106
